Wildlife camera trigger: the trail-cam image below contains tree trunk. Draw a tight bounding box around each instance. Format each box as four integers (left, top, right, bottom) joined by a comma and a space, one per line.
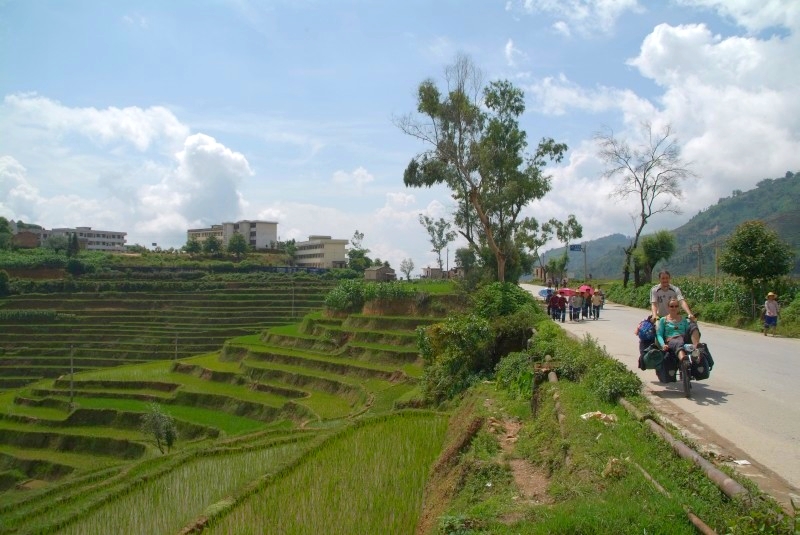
469, 188, 506, 282
622, 249, 633, 288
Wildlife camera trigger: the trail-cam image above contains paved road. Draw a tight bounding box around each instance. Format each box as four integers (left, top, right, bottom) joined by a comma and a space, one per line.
521, 284, 800, 505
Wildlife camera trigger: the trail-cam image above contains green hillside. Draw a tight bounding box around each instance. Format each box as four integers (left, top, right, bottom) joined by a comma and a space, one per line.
539, 171, 800, 280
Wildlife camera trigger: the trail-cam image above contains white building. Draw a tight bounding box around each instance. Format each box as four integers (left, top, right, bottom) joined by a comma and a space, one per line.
295, 235, 348, 269
187, 220, 278, 250
39, 226, 127, 251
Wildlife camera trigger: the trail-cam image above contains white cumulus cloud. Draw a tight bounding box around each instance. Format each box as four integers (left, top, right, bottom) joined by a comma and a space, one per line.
332, 166, 375, 190
504, 39, 526, 66
0, 156, 40, 220
519, 0, 641, 35
3, 94, 189, 152
675, 0, 800, 32
137, 133, 253, 235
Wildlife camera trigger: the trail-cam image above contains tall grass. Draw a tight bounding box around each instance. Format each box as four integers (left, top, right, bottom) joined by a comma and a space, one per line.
207, 412, 447, 535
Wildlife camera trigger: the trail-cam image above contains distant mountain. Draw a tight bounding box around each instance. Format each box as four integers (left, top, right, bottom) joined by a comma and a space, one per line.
538, 171, 800, 279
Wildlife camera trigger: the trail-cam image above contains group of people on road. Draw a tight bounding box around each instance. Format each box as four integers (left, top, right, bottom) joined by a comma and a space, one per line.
545, 284, 604, 323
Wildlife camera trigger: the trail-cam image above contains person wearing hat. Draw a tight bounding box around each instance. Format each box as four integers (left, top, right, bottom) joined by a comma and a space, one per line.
763, 292, 780, 336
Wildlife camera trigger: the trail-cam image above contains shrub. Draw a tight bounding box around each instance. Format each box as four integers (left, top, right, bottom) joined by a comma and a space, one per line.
494, 351, 533, 399
418, 314, 492, 404
65, 258, 86, 276
698, 301, 734, 323
362, 281, 416, 301
324, 279, 366, 312
490, 306, 539, 364
140, 403, 178, 454
0, 269, 9, 296
528, 320, 566, 362
471, 282, 535, 318
583, 356, 642, 402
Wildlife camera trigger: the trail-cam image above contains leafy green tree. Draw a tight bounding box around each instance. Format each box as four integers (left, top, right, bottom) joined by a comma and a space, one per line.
0, 269, 10, 296
454, 247, 477, 273
399, 258, 415, 281
633, 230, 675, 283
66, 233, 80, 258
140, 403, 178, 454
546, 255, 567, 284
283, 239, 297, 266
517, 218, 554, 282
719, 220, 795, 315
347, 230, 372, 273
202, 235, 221, 255
546, 215, 583, 275
43, 234, 69, 254
227, 232, 249, 261
0, 217, 12, 250
184, 237, 201, 254
418, 215, 456, 269
398, 55, 567, 282
595, 121, 694, 287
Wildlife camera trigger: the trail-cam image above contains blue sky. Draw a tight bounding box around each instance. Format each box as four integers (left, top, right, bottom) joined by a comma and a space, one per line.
1, 0, 798, 274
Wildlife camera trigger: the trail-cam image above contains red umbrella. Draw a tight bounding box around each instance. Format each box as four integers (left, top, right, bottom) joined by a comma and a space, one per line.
579, 285, 593, 294
558, 288, 577, 296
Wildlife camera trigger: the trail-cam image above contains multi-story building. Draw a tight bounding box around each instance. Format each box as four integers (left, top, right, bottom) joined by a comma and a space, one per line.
186, 224, 224, 245
295, 235, 348, 269
38, 226, 127, 251
187, 220, 278, 250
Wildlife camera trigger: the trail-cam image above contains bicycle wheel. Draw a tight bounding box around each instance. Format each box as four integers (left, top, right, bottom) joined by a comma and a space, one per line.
680, 358, 692, 398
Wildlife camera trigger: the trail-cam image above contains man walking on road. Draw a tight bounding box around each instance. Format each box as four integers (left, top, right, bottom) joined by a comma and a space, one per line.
651, 270, 701, 349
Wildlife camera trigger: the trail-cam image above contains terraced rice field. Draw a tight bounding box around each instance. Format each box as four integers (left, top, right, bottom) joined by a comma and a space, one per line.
0, 281, 333, 390
0, 282, 452, 532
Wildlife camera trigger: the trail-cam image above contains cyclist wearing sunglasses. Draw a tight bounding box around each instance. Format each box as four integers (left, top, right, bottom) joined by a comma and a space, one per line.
650, 270, 701, 350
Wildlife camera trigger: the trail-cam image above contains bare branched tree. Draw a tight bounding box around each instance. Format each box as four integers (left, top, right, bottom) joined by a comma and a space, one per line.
595, 121, 695, 287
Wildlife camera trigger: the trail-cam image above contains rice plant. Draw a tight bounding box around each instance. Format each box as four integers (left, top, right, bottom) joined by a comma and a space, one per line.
52, 443, 305, 535
207, 412, 447, 535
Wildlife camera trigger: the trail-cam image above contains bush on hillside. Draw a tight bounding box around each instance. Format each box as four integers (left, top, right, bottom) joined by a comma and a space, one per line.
522, 320, 642, 402
471, 282, 535, 318
494, 351, 534, 399
417, 282, 543, 404
418, 314, 492, 404
0, 269, 9, 296
325, 280, 417, 312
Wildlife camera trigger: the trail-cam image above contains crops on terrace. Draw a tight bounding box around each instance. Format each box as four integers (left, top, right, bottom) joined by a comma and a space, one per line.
0, 277, 450, 496
207, 412, 447, 534
1, 430, 314, 534
0, 278, 334, 391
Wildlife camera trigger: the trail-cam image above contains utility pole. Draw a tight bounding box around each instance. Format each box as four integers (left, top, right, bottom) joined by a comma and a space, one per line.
583, 243, 588, 282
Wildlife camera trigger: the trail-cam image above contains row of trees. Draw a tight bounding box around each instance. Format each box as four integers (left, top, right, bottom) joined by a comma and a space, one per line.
397, 55, 795, 299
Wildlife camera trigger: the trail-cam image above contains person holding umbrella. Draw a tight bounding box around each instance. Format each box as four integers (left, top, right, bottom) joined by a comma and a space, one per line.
553, 290, 567, 322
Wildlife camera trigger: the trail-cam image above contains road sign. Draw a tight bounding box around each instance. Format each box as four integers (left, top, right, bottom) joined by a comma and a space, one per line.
569, 244, 583, 251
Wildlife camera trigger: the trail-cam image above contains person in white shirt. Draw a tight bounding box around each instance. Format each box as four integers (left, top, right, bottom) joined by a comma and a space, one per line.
763, 292, 780, 336
650, 270, 701, 350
